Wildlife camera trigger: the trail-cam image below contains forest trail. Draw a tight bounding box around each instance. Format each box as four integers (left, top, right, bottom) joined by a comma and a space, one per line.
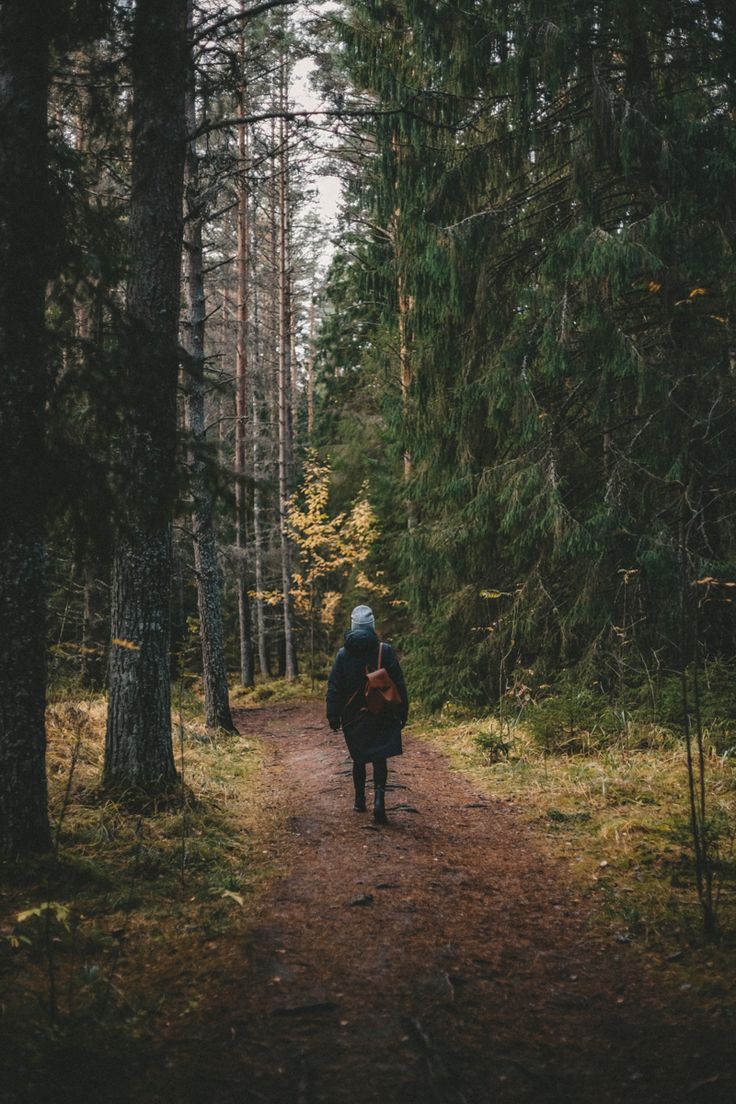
144, 702, 733, 1104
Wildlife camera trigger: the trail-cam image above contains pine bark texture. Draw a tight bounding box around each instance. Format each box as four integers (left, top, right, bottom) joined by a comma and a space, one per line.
105, 0, 188, 789
80, 564, 105, 689
277, 65, 297, 679
75, 56, 108, 692
252, 389, 271, 677
306, 292, 316, 438
249, 202, 271, 677
183, 60, 235, 732
0, 1, 53, 856
235, 67, 255, 687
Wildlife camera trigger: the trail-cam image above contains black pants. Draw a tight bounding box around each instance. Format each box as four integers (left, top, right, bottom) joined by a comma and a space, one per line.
353, 758, 387, 792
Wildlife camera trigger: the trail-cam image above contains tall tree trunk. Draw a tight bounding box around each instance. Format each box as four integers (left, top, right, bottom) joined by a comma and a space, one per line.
105, 0, 188, 790
75, 42, 108, 693
234, 40, 256, 688
285, 146, 296, 474
306, 290, 316, 439
252, 390, 272, 677
218, 289, 230, 461
260, 111, 281, 675
397, 270, 415, 530
277, 56, 297, 679
0, 0, 53, 856
80, 563, 105, 690
391, 129, 416, 531
290, 278, 298, 446
183, 9, 235, 731
250, 196, 271, 677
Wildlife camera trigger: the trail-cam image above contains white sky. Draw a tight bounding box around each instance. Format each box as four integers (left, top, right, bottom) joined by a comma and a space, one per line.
291, 52, 344, 267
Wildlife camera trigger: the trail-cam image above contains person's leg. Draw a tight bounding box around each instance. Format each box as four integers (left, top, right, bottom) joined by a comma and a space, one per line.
373, 757, 388, 823
352, 760, 367, 811
373, 758, 387, 789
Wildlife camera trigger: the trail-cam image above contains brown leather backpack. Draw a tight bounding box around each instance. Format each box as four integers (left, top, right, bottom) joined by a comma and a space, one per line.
345, 642, 402, 718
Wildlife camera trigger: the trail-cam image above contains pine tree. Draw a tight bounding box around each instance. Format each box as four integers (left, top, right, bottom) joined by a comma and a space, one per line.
320, 1, 736, 704
234, 16, 256, 689
183, 0, 235, 732
0, 0, 57, 855
104, 0, 189, 789
276, 35, 298, 679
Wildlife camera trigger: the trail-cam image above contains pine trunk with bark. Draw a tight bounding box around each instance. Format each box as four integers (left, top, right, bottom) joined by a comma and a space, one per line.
306, 291, 316, 439
249, 197, 271, 677
234, 51, 255, 688
80, 564, 106, 689
391, 129, 416, 531
397, 270, 415, 530
104, 0, 188, 790
289, 273, 298, 445
75, 56, 108, 692
183, 28, 235, 731
0, 1, 53, 856
252, 389, 271, 677
277, 60, 297, 679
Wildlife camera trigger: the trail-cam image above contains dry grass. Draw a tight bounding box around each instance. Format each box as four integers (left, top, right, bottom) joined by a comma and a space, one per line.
415, 709, 736, 1010
0, 692, 290, 1098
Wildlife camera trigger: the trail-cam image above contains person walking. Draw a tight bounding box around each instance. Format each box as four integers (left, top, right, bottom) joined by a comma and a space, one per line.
326, 605, 408, 823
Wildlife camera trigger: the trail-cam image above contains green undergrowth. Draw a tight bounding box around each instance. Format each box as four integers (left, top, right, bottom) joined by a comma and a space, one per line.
229, 672, 324, 707
0, 691, 289, 1102
414, 702, 736, 1015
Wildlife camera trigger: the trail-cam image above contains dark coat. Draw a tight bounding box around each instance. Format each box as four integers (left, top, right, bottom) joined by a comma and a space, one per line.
326, 628, 408, 763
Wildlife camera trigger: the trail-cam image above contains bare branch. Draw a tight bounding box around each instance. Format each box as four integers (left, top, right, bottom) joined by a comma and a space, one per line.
190, 103, 421, 141
193, 0, 299, 42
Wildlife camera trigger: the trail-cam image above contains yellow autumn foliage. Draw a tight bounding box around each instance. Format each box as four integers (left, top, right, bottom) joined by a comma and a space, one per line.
286, 450, 381, 632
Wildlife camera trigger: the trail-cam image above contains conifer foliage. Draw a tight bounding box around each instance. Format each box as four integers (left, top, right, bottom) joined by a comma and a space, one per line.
317, 0, 736, 705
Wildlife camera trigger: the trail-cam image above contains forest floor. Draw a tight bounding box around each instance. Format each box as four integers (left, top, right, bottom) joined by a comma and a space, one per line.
2, 698, 735, 1103
144, 701, 733, 1104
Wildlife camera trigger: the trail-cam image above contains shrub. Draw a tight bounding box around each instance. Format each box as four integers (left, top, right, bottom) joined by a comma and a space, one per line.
522, 676, 628, 754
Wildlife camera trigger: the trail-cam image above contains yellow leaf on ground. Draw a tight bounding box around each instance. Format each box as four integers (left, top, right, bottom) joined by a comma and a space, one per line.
221, 890, 245, 907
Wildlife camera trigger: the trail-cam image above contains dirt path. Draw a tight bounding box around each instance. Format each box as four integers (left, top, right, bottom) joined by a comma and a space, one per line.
148, 702, 733, 1103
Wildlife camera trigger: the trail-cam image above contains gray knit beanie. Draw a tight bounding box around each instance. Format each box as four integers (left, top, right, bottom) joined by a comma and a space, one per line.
350, 604, 375, 632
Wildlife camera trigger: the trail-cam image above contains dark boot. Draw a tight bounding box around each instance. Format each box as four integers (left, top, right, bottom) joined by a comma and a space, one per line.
353, 762, 367, 812
373, 785, 388, 824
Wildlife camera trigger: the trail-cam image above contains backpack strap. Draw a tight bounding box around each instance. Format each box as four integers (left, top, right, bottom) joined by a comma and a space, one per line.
365, 642, 383, 676
345, 687, 360, 709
